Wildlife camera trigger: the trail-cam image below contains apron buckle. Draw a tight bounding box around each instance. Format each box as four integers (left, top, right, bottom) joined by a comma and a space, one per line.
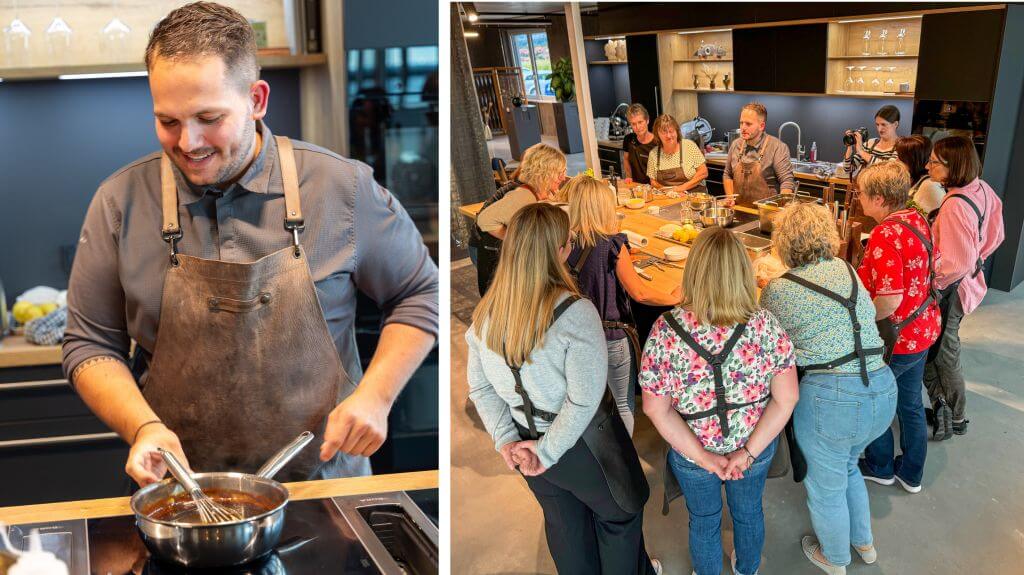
285, 220, 304, 258
161, 227, 183, 266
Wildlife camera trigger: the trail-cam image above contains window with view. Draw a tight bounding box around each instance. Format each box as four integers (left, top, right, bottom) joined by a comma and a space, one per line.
509, 30, 554, 99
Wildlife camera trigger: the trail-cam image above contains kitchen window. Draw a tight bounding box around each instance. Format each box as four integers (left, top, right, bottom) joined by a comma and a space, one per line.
508, 30, 555, 100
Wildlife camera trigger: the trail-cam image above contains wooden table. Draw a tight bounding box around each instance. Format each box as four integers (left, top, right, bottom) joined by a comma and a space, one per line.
0, 334, 62, 369
0, 470, 438, 524
458, 187, 762, 295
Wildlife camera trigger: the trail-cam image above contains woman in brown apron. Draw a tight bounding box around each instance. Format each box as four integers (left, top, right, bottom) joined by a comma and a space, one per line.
647, 114, 708, 194
467, 203, 659, 575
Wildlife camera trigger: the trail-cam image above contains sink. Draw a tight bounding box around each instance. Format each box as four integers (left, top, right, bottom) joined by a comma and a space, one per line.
790, 160, 837, 178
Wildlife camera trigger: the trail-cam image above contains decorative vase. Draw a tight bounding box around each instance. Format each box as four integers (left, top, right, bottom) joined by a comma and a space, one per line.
693, 74, 700, 89
723, 74, 731, 90
710, 78, 716, 90
604, 40, 616, 61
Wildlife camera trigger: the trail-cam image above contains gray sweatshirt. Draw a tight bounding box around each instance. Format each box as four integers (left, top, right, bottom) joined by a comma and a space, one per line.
466, 295, 608, 468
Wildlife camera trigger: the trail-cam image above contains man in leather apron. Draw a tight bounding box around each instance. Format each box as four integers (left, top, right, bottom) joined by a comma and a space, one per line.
723, 102, 796, 205
62, 3, 438, 486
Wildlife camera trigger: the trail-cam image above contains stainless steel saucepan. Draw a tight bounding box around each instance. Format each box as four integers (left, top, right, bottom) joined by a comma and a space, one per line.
129, 431, 314, 568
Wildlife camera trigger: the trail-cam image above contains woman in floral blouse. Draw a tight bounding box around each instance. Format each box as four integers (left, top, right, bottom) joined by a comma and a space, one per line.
640, 227, 798, 575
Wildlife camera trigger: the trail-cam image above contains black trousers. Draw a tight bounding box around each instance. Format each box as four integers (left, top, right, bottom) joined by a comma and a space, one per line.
519, 428, 655, 575
476, 244, 499, 296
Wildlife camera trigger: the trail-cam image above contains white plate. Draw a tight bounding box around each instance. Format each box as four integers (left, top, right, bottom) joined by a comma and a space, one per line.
664, 245, 689, 261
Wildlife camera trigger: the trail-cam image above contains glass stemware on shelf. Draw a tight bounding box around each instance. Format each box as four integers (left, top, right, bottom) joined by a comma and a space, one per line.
856, 66, 867, 91
871, 66, 883, 92
885, 67, 897, 93
45, 1, 73, 63
861, 29, 872, 56
844, 65, 855, 92
100, 1, 132, 62
3, 0, 32, 67
877, 28, 889, 56
895, 27, 907, 55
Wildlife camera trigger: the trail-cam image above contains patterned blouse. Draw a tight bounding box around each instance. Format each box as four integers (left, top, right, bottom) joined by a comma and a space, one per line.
639, 308, 795, 456
844, 137, 898, 178
857, 209, 942, 355
647, 139, 706, 183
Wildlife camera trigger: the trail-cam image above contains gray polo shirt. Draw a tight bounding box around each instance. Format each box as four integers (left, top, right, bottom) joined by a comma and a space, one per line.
63, 122, 438, 386
723, 133, 795, 194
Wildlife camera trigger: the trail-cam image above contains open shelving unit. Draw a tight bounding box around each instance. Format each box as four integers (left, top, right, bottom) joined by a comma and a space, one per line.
826, 16, 921, 98
671, 29, 735, 92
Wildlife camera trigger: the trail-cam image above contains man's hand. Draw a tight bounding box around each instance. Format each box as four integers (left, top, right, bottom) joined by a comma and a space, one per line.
512, 441, 546, 476
127, 423, 188, 487
320, 387, 393, 461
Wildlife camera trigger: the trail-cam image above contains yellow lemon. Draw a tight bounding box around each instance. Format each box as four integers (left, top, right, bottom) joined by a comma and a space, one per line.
39, 302, 58, 315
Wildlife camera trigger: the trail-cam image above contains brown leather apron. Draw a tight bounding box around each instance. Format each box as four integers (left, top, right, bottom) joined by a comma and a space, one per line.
654, 146, 707, 194
732, 136, 773, 204
141, 136, 369, 482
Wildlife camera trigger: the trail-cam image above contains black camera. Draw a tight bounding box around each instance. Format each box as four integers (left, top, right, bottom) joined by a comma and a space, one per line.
843, 127, 870, 147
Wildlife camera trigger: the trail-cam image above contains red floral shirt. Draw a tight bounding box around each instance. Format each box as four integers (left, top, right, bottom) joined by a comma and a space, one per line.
638, 308, 794, 456
857, 209, 942, 355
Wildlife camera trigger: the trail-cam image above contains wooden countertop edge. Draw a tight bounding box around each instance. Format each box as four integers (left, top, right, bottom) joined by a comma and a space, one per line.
0, 335, 62, 369
0, 470, 438, 524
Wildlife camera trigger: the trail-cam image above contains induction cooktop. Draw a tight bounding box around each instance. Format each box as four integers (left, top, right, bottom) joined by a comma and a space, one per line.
4, 490, 438, 575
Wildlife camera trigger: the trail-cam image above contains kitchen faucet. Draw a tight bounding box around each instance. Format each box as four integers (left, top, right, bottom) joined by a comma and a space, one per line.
779, 121, 804, 161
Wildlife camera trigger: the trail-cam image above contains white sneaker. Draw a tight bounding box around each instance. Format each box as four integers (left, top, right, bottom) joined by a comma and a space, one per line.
731, 549, 761, 575
650, 558, 663, 575
895, 475, 922, 494
802, 536, 846, 575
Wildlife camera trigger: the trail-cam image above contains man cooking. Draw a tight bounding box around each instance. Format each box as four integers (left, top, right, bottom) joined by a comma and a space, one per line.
723, 102, 795, 205
62, 2, 438, 487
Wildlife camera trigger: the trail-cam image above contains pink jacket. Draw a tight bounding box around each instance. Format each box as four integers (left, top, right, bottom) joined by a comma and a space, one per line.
932, 178, 1004, 314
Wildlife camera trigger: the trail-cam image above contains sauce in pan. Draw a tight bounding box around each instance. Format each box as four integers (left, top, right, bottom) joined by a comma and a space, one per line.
145, 488, 278, 524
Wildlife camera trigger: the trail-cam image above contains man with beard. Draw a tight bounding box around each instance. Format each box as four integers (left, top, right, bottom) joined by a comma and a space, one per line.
62, 2, 438, 486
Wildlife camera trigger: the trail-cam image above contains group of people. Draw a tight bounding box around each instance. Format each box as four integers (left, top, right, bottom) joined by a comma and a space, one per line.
465, 100, 1004, 574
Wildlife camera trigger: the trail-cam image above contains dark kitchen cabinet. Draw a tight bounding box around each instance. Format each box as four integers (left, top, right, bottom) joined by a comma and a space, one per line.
0, 364, 130, 506
916, 9, 1006, 102
734, 27, 776, 92
734, 24, 827, 94
626, 34, 661, 117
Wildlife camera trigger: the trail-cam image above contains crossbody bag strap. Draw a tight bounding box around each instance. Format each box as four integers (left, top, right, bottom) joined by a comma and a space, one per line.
571, 245, 594, 276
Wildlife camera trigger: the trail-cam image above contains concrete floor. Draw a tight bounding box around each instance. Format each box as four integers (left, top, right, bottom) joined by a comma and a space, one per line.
451, 260, 1024, 574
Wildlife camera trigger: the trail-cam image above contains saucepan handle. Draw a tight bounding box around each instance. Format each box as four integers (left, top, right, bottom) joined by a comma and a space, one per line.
256, 431, 315, 479
158, 448, 202, 494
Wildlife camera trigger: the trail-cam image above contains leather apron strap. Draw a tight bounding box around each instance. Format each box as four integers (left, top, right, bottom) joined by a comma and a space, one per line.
662, 312, 760, 438
781, 262, 883, 385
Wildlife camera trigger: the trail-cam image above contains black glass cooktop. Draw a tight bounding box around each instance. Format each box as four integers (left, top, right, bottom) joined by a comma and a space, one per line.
6, 490, 439, 575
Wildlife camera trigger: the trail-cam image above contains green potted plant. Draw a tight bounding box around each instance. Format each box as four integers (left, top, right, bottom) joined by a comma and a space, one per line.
544, 57, 582, 153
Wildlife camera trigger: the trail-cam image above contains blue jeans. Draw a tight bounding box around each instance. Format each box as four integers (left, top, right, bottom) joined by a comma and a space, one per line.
794, 367, 897, 566
669, 438, 777, 575
863, 350, 929, 486
607, 338, 635, 435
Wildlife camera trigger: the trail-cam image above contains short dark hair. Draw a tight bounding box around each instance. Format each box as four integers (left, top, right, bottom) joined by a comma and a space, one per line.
651, 114, 682, 147
742, 102, 767, 122
895, 135, 932, 182
876, 105, 901, 124
145, 2, 259, 90
933, 136, 981, 188
626, 103, 649, 121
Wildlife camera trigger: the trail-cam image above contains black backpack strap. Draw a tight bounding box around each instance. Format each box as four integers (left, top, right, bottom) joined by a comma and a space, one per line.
505, 295, 581, 440
936, 192, 986, 277
662, 311, 751, 437
571, 245, 594, 277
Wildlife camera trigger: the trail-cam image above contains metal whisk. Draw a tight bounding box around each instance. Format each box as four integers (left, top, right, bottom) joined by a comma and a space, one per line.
158, 448, 242, 523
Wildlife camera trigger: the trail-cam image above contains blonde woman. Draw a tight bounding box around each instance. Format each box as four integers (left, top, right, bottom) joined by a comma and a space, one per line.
647, 114, 708, 192
467, 203, 661, 575
759, 203, 896, 575
475, 143, 567, 295
566, 174, 681, 435
641, 227, 797, 575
